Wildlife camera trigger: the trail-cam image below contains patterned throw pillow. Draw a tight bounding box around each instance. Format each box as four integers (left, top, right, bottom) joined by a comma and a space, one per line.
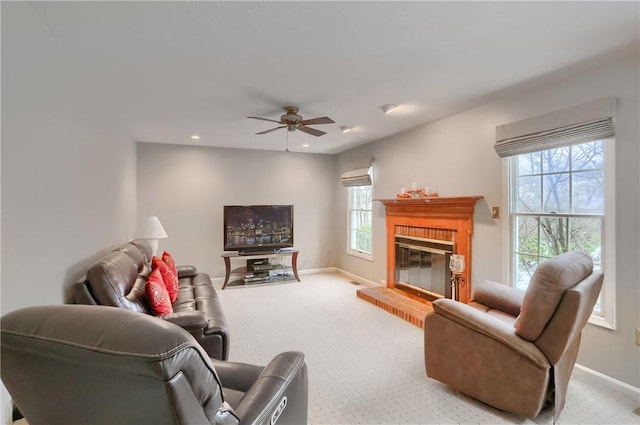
152, 256, 179, 303
145, 268, 173, 316
162, 251, 178, 277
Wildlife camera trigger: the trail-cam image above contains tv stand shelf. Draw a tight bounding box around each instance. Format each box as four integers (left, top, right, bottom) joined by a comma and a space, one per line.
221, 250, 300, 289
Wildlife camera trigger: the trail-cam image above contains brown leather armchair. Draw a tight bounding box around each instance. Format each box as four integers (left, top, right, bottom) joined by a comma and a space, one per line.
424, 251, 603, 420
1, 305, 308, 425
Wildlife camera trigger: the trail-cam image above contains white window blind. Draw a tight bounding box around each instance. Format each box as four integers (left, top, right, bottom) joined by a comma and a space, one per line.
341, 167, 372, 187
495, 97, 616, 157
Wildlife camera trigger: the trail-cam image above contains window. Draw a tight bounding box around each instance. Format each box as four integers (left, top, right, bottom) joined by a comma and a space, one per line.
508, 138, 615, 328
497, 97, 616, 329
347, 171, 373, 259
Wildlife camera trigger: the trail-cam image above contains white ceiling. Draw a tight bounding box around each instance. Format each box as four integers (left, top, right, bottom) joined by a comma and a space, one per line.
29, 1, 639, 154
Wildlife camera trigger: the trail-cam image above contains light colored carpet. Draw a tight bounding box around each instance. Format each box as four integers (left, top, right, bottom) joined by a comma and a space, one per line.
216, 272, 639, 425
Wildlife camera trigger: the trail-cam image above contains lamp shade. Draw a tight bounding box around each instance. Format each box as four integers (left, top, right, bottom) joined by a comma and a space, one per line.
134, 216, 168, 239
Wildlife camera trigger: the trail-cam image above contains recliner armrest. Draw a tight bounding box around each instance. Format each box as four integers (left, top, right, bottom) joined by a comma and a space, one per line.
177, 265, 198, 278
232, 351, 308, 425
471, 280, 524, 316
432, 299, 548, 369
211, 359, 264, 392
163, 310, 207, 331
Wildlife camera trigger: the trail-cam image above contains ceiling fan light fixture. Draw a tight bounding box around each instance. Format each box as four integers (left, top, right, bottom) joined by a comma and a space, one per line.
340, 126, 353, 133
381, 104, 398, 114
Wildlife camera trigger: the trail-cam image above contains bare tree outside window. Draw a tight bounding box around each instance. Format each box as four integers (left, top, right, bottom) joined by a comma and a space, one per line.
511, 141, 605, 312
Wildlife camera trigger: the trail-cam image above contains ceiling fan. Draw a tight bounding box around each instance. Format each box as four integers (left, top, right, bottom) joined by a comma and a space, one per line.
247, 106, 335, 137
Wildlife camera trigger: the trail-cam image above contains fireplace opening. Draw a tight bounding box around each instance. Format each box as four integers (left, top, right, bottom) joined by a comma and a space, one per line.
395, 235, 453, 301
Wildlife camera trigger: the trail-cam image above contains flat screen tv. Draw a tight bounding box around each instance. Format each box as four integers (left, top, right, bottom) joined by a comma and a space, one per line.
223, 205, 294, 254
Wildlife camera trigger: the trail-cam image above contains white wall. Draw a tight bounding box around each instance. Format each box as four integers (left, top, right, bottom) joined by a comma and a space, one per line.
137, 142, 336, 279
1, 3, 137, 423
334, 50, 640, 387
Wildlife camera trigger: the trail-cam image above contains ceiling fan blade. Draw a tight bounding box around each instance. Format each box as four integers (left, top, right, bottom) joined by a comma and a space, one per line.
247, 116, 283, 124
300, 117, 335, 126
297, 125, 326, 137
256, 126, 286, 135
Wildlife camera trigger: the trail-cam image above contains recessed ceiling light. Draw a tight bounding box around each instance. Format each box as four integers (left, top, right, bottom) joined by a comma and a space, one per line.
302, 143, 310, 148
339, 126, 353, 133
191, 135, 200, 140
381, 104, 398, 114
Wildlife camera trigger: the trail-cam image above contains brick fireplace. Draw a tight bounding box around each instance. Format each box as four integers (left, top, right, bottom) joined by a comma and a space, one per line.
357, 196, 482, 327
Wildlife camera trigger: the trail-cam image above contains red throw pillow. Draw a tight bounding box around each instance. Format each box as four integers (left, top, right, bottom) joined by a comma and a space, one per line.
162, 251, 178, 276
152, 256, 179, 303
145, 268, 173, 316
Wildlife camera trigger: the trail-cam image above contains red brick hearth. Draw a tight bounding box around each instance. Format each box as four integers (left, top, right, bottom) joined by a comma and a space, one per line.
357, 286, 432, 328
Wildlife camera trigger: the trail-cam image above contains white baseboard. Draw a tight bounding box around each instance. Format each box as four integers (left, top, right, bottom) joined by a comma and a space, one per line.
279, 266, 379, 287
333, 268, 380, 287
574, 363, 640, 396
299, 267, 337, 275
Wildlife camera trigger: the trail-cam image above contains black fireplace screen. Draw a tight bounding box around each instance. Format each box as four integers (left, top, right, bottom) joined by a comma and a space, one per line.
395, 236, 453, 299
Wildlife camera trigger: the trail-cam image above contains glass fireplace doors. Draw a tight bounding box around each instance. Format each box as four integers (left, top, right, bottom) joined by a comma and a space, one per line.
395, 237, 453, 300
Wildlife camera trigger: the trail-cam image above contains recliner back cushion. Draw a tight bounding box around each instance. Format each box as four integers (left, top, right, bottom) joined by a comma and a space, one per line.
116, 242, 148, 272
130, 239, 153, 264
86, 251, 150, 313
515, 251, 593, 342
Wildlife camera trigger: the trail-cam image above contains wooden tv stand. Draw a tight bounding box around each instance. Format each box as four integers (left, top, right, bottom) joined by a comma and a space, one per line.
221, 250, 300, 289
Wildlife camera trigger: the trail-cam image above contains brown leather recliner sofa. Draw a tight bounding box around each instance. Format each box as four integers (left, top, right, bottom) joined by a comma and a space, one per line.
424, 251, 603, 420
74, 239, 229, 360
1, 304, 308, 425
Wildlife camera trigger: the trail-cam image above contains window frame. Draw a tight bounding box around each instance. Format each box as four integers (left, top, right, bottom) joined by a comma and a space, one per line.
346, 171, 373, 261
504, 138, 615, 329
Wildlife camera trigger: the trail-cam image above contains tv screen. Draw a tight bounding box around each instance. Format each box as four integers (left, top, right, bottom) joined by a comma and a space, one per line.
223, 205, 294, 253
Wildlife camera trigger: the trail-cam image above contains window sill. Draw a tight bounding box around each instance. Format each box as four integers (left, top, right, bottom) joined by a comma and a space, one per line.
588, 313, 615, 330
347, 250, 373, 262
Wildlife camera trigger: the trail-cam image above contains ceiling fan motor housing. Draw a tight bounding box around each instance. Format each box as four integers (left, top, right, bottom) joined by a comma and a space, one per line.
281, 106, 303, 127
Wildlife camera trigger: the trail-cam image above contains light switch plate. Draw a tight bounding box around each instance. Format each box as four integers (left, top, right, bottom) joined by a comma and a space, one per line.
492, 206, 500, 219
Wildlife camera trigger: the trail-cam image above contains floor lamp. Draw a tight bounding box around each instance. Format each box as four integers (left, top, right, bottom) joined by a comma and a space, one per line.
134, 216, 168, 256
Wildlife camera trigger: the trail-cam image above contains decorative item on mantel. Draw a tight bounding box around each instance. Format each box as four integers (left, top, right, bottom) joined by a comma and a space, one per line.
397, 182, 438, 199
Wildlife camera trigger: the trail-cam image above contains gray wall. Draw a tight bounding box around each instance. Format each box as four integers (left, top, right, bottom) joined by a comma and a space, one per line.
137, 143, 336, 279
1, 3, 137, 422
334, 50, 640, 388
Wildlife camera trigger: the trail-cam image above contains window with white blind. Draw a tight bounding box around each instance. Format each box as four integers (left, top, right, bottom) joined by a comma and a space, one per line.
497, 97, 616, 329
345, 167, 373, 259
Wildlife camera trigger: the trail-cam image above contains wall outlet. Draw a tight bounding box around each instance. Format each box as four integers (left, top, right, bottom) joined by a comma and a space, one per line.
636, 328, 640, 346
492, 206, 500, 219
